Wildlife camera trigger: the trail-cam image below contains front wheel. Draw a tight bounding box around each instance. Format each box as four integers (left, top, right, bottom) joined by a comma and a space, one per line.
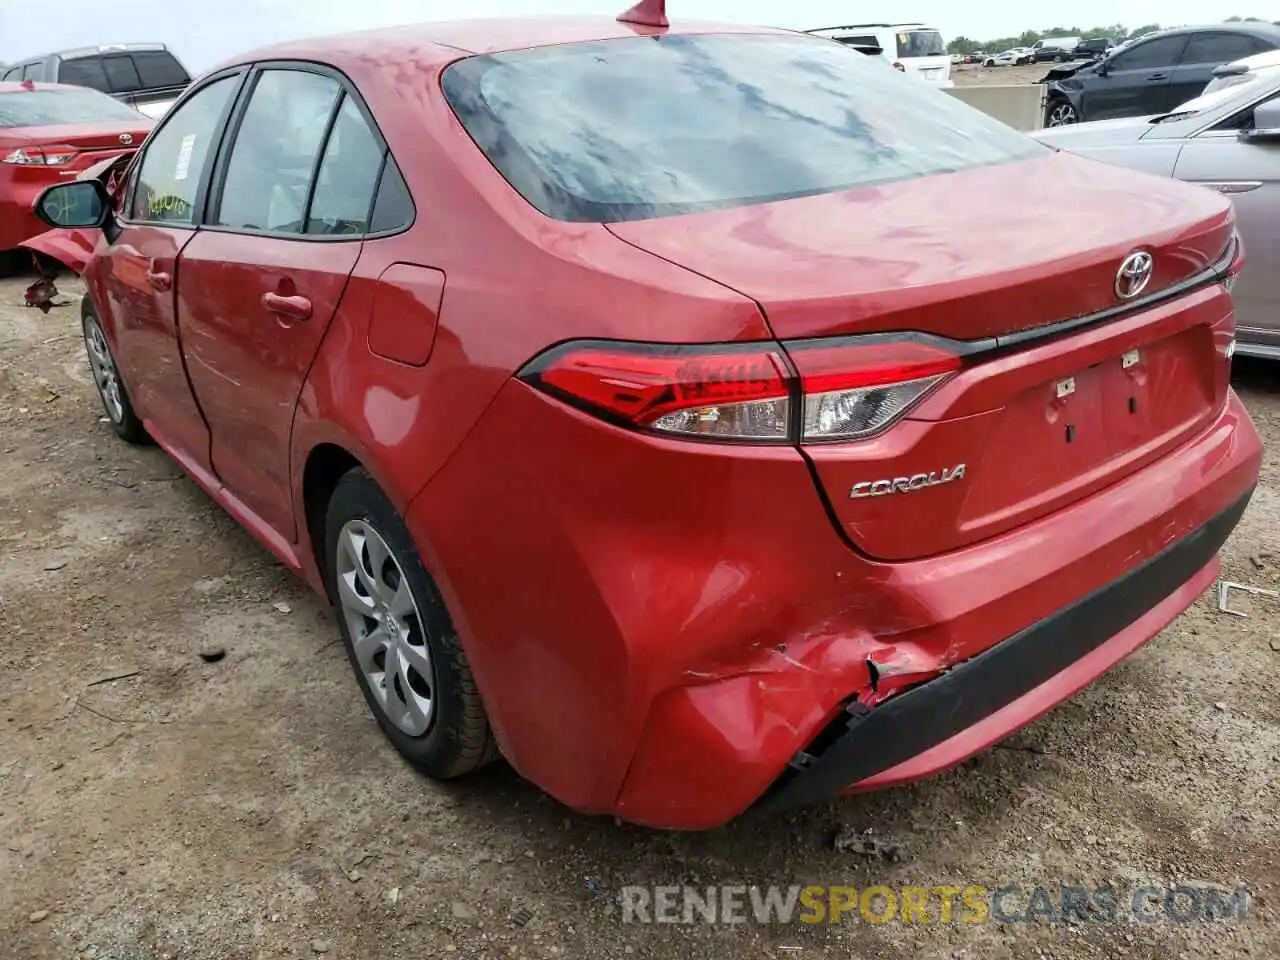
83, 306, 148, 444
324, 468, 498, 779
1046, 99, 1079, 127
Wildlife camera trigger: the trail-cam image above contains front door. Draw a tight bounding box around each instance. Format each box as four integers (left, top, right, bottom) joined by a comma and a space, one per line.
97, 72, 243, 470
175, 67, 389, 539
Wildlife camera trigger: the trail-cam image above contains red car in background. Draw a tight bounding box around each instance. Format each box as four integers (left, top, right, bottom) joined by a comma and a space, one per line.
0, 80, 151, 256
28, 2, 1261, 830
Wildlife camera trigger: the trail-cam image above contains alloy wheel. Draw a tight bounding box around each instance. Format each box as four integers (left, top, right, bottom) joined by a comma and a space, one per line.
85, 316, 124, 424
335, 519, 436, 736
1047, 102, 1078, 127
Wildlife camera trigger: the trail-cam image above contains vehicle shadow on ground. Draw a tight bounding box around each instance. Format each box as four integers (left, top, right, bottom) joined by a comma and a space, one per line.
1232, 357, 1280, 397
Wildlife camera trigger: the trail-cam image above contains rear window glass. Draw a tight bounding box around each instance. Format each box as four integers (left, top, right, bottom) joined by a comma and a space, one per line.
896, 30, 946, 58
443, 34, 1042, 223
0, 87, 145, 127
102, 55, 142, 92
58, 58, 112, 92
132, 51, 189, 88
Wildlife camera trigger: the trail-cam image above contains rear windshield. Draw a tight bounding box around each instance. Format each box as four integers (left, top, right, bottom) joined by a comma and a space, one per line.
896, 30, 946, 58
0, 87, 145, 127
442, 34, 1042, 223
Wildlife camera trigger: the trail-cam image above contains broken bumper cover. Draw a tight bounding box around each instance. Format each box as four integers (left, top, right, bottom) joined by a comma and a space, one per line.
752, 489, 1252, 816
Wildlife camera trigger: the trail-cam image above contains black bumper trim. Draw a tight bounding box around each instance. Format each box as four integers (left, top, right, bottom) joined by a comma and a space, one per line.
752, 489, 1253, 816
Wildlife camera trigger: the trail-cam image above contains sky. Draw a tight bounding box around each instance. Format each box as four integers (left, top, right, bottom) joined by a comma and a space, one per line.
0, 0, 1274, 70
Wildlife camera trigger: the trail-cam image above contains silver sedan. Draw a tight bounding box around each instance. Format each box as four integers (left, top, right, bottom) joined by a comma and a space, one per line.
1034, 50, 1280, 359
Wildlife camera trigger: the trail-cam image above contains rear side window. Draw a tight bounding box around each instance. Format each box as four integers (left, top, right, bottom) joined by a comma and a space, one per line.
1111, 36, 1188, 70
132, 51, 189, 88
130, 74, 238, 223
0, 87, 143, 128
305, 94, 385, 235
215, 69, 341, 233
1182, 33, 1270, 65
369, 159, 414, 233
837, 35, 880, 48
443, 34, 1042, 223
896, 30, 946, 58
58, 58, 112, 92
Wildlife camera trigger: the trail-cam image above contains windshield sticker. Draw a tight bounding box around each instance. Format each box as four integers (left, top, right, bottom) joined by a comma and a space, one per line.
174, 134, 196, 181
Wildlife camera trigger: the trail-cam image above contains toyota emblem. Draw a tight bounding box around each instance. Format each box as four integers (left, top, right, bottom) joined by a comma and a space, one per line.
119, 133, 133, 145
1115, 251, 1154, 300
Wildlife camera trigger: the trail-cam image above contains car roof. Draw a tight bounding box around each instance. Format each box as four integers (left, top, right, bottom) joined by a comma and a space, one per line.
217, 16, 796, 70
1150, 22, 1280, 40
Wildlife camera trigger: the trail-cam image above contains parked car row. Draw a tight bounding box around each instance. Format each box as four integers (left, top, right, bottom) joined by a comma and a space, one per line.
5, 1, 1262, 831
1036, 48, 1280, 359
1041, 22, 1280, 126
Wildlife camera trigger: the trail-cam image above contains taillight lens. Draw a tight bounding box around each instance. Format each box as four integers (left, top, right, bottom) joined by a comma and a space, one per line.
521, 343, 792, 440
788, 340, 960, 441
1224, 231, 1245, 294
3, 145, 77, 166
519, 337, 960, 444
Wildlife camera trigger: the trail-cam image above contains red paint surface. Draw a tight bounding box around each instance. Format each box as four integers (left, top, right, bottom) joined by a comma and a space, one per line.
61, 19, 1263, 830
0, 82, 149, 252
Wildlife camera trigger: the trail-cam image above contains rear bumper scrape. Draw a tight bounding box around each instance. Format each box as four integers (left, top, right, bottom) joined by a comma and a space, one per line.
751, 488, 1253, 816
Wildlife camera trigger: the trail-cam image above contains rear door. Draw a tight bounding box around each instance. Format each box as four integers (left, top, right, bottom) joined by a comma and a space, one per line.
175, 65, 387, 539
1168, 32, 1272, 108
1174, 93, 1280, 354
1082, 34, 1187, 120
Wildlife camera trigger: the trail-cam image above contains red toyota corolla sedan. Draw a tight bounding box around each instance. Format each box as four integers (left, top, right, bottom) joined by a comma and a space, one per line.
0, 81, 151, 255
29, 5, 1262, 830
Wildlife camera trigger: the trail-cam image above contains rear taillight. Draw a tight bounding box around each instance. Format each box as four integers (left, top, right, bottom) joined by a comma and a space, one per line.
787, 339, 961, 441
3, 145, 77, 166
518, 338, 959, 444
1224, 231, 1245, 294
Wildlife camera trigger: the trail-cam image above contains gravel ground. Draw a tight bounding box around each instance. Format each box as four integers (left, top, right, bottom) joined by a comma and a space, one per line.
1, 270, 1278, 960
951, 62, 1054, 87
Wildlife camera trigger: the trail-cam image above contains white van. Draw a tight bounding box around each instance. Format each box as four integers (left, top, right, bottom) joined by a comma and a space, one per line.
805, 23, 954, 87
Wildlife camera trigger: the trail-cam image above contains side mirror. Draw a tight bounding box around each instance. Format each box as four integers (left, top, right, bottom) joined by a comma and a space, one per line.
1096, 58, 1110, 76
33, 180, 111, 229
1241, 99, 1280, 143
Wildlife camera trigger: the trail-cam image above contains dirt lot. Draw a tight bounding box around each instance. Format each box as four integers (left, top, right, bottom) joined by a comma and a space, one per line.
1, 269, 1279, 960
952, 62, 1052, 87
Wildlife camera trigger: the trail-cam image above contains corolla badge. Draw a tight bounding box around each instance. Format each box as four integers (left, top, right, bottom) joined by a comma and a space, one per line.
1115, 251, 1154, 300
850, 464, 966, 499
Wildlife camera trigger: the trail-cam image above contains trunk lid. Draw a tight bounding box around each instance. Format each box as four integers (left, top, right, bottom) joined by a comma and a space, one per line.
2, 121, 148, 174
608, 151, 1236, 561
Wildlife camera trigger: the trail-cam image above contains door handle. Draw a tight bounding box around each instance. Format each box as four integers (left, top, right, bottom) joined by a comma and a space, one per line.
1146, 72, 1168, 81
146, 269, 172, 291
261, 291, 313, 321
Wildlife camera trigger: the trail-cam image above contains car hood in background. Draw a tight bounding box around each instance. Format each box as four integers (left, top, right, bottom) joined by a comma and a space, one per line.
1033, 114, 1158, 148
1040, 59, 1098, 82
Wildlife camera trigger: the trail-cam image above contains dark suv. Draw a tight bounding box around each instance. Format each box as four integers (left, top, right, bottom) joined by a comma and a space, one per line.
0, 44, 190, 118
1074, 37, 1115, 59
1043, 23, 1280, 126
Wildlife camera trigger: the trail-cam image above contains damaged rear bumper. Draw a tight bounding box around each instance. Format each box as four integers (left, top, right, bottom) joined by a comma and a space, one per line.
751, 489, 1251, 816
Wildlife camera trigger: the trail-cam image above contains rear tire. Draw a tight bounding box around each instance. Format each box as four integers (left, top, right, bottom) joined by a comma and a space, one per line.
324, 468, 498, 779
82, 304, 149, 445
